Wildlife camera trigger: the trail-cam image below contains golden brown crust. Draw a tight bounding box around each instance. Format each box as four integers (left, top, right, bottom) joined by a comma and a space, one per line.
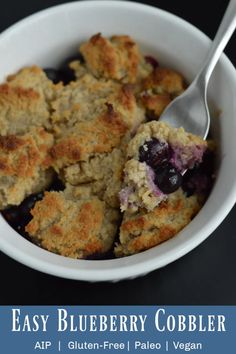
0, 35, 212, 260
0, 83, 48, 136
139, 67, 185, 117
142, 67, 185, 95
50, 108, 128, 170
115, 190, 202, 257
0, 66, 62, 135
50, 73, 144, 169
63, 148, 125, 208
0, 134, 24, 152
80, 34, 150, 83
51, 73, 144, 137
140, 92, 171, 117
0, 83, 40, 100
0, 128, 53, 177
0, 128, 54, 209
6, 65, 62, 101
127, 121, 207, 160
26, 188, 120, 259
7, 65, 42, 82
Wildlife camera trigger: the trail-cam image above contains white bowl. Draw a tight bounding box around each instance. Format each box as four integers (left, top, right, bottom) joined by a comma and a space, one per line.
0, 1, 236, 282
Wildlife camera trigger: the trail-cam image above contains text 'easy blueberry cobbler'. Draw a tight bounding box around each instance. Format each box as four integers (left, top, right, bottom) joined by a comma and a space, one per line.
0, 33, 215, 259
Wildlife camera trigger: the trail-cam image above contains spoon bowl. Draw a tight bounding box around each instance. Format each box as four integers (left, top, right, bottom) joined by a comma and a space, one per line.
160, 75, 210, 138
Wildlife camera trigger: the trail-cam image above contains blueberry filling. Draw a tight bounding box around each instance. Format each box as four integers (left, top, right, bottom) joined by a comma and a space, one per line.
86, 250, 115, 260
139, 138, 171, 169
2, 192, 44, 238
2, 176, 65, 238
139, 138, 182, 194
44, 52, 84, 85
196, 148, 215, 175
1, 176, 116, 259
182, 149, 214, 196
44, 68, 62, 84
58, 66, 76, 85
44, 67, 75, 85
154, 163, 183, 194
139, 138, 215, 196
0, 41, 215, 262
138, 139, 214, 195
182, 171, 210, 196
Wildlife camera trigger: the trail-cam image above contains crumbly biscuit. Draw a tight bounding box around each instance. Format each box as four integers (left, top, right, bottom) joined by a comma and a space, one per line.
115, 189, 201, 257
127, 121, 207, 168
51, 73, 120, 134
25, 186, 120, 259
0, 127, 54, 209
51, 73, 144, 135
0, 34, 214, 260
139, 67, 185, 117
119, 159, 164, 213
142, 67, 185, 96
79, 33, 151, 83
63, 148, 125, 208
69, 60, 88, 80
120, 121, 207, 212
140, 93, 171, 118
6, 66, 61, 102
0, 66, 61, 135
50, 106, 128, 170
50, 74, 145, 169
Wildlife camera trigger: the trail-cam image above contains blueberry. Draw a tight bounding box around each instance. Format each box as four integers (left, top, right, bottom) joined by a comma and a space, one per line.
2, 176, 65, 240
154, 164, 183, 194
44, 68, 62, 84
198, 149, 215, 175
139, 138, 171, 169
182, 149, 214, 196
145, 55, 159, 69
44, 53, 84, 85
182, 171, 210, 196
58, 67, 75, 85
2, 207, 27, 236
48, 175, 65, 192
146, 110, 158, 122
2, 192, 44, 237
58, 52, 84, 85
44, 66, 75, 85
86, 251, 114, 260
19, 192, 44, 218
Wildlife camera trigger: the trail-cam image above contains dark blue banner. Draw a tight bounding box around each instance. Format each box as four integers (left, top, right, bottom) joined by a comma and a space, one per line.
0, 306, 235, 353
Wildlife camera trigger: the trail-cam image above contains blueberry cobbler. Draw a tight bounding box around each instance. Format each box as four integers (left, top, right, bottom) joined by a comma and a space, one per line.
119, 121, 207, 213
0, 33, 215, 259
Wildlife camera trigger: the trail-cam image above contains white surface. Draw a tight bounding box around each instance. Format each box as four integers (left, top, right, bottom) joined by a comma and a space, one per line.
0, 1, 236, 281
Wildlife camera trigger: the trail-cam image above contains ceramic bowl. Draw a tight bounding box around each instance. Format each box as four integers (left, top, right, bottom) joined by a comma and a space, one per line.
0, 1, 236, 281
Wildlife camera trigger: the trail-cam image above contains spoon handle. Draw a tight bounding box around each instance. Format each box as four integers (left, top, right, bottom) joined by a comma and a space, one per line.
200, 0, 236, 84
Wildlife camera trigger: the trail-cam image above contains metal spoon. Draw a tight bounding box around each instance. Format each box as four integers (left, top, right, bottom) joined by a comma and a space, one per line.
159, 0, 236, 139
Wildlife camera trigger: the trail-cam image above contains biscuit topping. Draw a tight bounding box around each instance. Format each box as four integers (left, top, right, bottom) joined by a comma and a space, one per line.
0, 33, 215, 260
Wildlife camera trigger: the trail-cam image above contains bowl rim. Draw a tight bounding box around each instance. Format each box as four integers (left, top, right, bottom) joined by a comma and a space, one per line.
0, 0, 236, 282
